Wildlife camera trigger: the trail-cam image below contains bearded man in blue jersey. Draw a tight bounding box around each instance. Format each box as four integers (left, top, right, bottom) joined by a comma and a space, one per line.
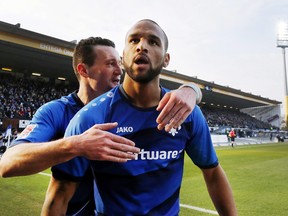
47, 20, 237, 216
0, 35, 202, 215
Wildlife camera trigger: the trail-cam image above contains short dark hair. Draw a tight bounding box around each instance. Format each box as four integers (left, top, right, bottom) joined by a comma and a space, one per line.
72, 37, 115, 79
137, 19, 169, 51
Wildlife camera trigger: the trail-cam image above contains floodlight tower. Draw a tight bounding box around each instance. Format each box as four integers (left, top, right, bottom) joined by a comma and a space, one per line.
277, 22, 288, 128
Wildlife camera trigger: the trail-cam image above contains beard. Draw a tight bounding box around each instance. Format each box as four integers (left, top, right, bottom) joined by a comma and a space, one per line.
123, 62, 162, 84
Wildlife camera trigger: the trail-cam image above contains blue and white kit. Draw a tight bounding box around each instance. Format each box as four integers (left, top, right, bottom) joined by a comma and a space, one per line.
11, 91, 95, 216
53, 86, 218, 216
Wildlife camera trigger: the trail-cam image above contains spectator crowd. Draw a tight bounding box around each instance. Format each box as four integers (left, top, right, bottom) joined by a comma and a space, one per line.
1, 73, 274, 130
0, 74, 74, 120
201, 105, 273, 130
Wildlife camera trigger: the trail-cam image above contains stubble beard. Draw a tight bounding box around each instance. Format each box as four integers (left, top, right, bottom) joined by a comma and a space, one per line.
123, 62, 162, 84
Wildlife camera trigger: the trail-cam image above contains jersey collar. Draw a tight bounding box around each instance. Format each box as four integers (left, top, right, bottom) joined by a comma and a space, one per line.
71, 90, 85, 108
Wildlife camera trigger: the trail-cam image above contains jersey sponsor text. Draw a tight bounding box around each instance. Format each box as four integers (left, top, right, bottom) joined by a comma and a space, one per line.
135, 148, 183, 160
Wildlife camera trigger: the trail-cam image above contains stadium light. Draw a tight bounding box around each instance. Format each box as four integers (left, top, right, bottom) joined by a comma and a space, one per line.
1, 67, 12, 72
32, 73, 41, 76
277, 22, 288, 47
277, 21, 288, 128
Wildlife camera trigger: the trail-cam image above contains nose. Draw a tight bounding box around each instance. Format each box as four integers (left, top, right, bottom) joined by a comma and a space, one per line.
115, 62, 122, 75
136, 39, 148, 53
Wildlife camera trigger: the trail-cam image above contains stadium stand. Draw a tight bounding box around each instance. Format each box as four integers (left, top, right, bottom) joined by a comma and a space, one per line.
201, 104, 273, 130
0, 73, 73, 120
0, 72, 275, 134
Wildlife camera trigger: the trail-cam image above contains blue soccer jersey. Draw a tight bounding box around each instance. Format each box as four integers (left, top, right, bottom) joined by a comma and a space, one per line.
11, 91, 95, 216
53, 86, 218, 216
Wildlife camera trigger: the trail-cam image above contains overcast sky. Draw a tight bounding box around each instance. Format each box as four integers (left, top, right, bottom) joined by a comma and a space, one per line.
1, 0, 288, 104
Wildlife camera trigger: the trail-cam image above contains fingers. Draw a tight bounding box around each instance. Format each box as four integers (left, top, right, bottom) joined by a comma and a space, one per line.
158, 102, 182, 132
91, 141, 140, 163
81, 129, 140, 162
82, 124, 140, 163
156, 93, 175, 130
156, 92, 170, 112
100, 155, 133, 163
107, 148, 138, 161
109, 135, 140, 153
157, 97, 185, 131
164, 110, 190, 132
92, 122, 118, 131
156, 87, 197, 131
110, 133, 137, 148
90, 123, 135, 147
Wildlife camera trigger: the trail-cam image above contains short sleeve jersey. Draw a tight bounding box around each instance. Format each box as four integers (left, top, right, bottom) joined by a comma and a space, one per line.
53, 85, 218, 216
11, 92, 95, 216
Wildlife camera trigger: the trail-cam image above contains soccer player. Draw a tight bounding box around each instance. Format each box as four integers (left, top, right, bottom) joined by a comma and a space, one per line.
0, 37, 202, 215
46, 19, 237, 216
229, 128, 236, 147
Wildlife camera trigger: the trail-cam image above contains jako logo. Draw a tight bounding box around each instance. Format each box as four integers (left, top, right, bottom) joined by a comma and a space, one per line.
116, 126, 133, 133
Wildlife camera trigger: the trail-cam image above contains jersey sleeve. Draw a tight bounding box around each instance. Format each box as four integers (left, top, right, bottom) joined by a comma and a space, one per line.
51, 109, 94, 182
9, 101, 64, 148
185, 106, 219, 169
52, 91, 113, 182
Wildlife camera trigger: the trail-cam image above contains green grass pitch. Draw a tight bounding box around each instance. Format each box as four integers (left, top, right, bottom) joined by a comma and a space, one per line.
0, 142, 287, 215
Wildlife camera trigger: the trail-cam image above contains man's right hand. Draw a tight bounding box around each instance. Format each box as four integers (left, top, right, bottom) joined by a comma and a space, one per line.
74, 122, 140, 162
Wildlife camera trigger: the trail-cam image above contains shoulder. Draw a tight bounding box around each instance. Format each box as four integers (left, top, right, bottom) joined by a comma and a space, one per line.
32, 100, 62, 122
35, 93, 78, 117
31, 93, 80, 132
161, 86, 171, 95
187, 105, 204, 121
33, 100, 62, 120
65, 88, 119, 135
183, 105, 208, 133
79, 87, 119, 119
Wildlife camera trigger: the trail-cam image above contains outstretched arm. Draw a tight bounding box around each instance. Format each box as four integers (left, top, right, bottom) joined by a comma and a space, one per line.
0, 122, 139, 177
202, 165, 237, 216
41, 176, 78, 216
156, 82, 202, 132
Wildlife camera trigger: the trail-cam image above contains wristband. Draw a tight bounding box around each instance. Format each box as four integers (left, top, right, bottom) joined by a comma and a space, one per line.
180, 83, 202, 104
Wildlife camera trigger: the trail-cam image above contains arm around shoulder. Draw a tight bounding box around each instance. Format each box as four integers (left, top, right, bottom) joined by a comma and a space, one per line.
180, 82, 202, 104
0, 136, 78, 177
156, 82, 202, 131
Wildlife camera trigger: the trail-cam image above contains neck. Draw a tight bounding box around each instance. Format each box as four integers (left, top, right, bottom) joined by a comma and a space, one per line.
77, 82, 103, 105
122, 76, 161, 108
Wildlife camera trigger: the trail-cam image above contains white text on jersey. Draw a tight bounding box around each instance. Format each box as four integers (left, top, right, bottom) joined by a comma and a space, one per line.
116, 127, 134, 133
135, 149, 183, 160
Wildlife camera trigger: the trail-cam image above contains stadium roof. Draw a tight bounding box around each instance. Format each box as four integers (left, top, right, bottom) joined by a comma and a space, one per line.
0, 20, 281, 110
0, 21, 76, 82
159, 70, 281, 109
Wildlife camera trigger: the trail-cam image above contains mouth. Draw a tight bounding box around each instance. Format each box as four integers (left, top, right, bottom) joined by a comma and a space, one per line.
134, 55, 149, 65
112, 78, 120, 85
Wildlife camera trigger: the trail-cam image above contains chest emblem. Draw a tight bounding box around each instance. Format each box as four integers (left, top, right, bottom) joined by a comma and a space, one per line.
168, 125, 181, 136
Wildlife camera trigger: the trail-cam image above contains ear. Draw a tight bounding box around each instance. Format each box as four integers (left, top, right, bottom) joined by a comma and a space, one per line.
121, 51, 125, 65
163, 53, 170, 68
77, 63, 89, 78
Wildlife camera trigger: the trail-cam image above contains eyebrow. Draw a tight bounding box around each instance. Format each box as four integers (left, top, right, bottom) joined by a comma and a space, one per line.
128, 33, 162, 43
127, 33, 141, 39
104, 58, 118, 63
149, 34, 161, 42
